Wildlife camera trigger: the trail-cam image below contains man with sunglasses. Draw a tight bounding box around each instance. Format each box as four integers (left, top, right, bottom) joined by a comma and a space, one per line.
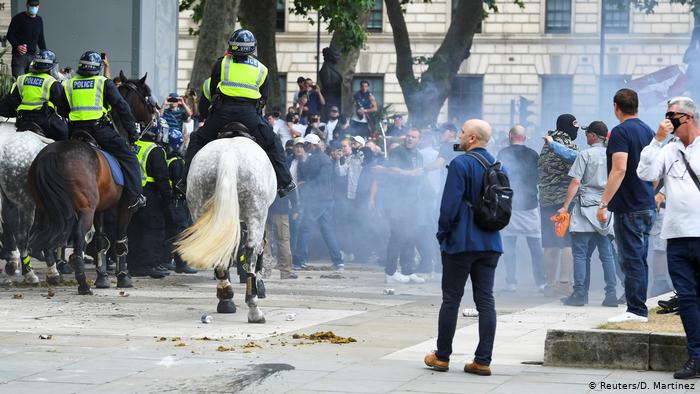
637, 97, 700, 379
597, 88, 655, 324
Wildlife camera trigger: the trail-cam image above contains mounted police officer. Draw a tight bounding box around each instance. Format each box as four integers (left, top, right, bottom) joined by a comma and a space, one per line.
184, 29, 296, 197
198, 76, 211, 122
0, 49, 68, 140
56, 50, 146, 212
127, 121, 172, 278
161, 128, 197, 274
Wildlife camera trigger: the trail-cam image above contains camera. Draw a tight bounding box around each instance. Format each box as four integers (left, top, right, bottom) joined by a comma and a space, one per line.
100, 52, 106, 60
167, 97, 179, 103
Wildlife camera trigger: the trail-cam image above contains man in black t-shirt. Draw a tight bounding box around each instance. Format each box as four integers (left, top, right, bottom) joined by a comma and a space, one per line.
6, 0, 46, 77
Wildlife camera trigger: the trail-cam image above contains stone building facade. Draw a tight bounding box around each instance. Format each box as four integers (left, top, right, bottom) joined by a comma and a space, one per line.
179, 0, 694, 132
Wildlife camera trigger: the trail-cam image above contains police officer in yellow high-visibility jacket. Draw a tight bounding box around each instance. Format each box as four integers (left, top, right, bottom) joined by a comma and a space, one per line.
184, 29, 295, 198
56, 51, 146, 212
127, 124, 172, 279
198, 76, 211, 122
0, 49, 68, 140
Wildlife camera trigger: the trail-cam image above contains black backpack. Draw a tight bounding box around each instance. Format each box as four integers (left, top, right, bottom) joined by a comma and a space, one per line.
465, 152, 513, 231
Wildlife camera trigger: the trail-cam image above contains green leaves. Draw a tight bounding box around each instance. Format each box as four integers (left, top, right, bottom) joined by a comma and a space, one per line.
291, 0, 375, 53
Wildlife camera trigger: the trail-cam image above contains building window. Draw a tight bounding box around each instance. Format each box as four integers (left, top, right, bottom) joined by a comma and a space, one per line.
448, 75, 484, 124
545, 0, 572, 34
367, 0, 383, 32
541, 75, 573, 128
452, 0, 482, 33
352, 75, 384, 107
278, 73, 287, 111
603, 1, 629, 33
276, 0, 285, 32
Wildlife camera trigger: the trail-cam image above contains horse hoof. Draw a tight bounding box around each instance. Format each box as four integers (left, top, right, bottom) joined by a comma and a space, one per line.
217, 300, 237, 314
78, 287, 93, 295
24, 271, 39, 285
117, 275, 133, 288
247, 316, 266, 324
95, 275, 110, 289
57, 261, 73, 274
5, 261, 18, 275
46, 276, 60, 286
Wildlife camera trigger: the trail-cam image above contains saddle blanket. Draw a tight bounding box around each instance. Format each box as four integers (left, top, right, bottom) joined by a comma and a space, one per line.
97, 149, 124, 186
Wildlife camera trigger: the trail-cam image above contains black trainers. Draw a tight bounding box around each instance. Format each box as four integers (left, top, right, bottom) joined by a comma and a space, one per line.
659, 294, 679, 310
278, 181, 297, 198
175, 263, 198, 274
128, 194, 147, 212
154, 265, 171, 275
162, 259, 176, 271
129, 267, 166, 279
561, 292, 587, 306
674, 358, 700, 379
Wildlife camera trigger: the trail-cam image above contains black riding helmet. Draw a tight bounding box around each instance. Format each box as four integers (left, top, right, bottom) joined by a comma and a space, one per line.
29, 49, 56, 73
77, 51, 102, 77
228, 29, 256, 57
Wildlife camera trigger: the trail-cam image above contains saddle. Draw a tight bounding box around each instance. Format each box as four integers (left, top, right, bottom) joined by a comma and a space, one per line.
216, 121, 256, 142
15, 119, 46, 138
70, 130, 125, 186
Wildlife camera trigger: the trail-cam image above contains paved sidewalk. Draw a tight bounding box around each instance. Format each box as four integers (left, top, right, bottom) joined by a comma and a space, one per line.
0, 264, 695, 393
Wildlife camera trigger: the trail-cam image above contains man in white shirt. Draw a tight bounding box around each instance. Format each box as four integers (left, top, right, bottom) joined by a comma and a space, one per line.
637, 96, 700, 380
325, 105, 340, 143
267, 112, 291, 146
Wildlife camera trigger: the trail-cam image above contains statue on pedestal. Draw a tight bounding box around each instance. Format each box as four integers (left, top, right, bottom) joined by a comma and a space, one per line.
319, 47, 342, 120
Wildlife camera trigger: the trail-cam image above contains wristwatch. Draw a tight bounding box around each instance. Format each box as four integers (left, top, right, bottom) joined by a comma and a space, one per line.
599, 203, 608, 209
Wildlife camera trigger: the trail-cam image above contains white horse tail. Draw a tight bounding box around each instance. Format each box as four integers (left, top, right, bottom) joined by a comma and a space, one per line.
176, 153, 241, 270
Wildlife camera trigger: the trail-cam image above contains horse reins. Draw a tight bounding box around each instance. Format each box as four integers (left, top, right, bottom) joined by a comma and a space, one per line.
119, 81, 157, 135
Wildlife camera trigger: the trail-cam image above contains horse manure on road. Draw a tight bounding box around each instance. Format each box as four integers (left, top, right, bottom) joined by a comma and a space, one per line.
216, 345, 235, 352
12, 293, 23, 299
292, 331, 357, 344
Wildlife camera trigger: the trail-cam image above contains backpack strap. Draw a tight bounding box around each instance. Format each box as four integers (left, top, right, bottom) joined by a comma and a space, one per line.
465, 151, 495, 168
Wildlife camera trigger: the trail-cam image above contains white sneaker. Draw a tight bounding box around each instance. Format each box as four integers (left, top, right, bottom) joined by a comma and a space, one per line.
503, 283, 517, 292
408, 274, 426, 284
386, 272, 410, 284
462, 308, 479, 317
607, 312, 648, 323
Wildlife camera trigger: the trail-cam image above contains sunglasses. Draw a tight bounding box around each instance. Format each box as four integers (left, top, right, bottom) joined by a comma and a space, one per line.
666, 112, 689, 119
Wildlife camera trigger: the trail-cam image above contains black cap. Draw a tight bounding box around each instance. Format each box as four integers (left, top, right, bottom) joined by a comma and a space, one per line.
27, 0, 40, 5
583, 121, 608, 138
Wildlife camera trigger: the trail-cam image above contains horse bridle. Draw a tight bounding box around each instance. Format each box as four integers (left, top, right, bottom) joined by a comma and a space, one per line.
119, 81, 157, 134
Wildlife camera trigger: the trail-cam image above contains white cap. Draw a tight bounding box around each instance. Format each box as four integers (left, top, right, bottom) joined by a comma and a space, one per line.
352, 136, 366, 146
304, 134, 321, 145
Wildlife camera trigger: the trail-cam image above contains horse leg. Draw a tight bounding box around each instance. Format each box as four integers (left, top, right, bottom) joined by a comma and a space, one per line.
44, 248, 60, 286
115, 201, 133, 289
1, 200, 20, 277
93, 213, 111, 289
56, 246, 73, 274
244, 246, 265, 324
215, 264, 236, 314
71, 208, 94, 295
255, 251, 266, 299
18, 209, 38, 285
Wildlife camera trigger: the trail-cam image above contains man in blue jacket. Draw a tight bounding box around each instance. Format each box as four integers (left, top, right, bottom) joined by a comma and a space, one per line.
424, 119, 502, 376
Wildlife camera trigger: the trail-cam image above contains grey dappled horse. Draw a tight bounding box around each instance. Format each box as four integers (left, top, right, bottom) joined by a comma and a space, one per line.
176, 136, 276, 323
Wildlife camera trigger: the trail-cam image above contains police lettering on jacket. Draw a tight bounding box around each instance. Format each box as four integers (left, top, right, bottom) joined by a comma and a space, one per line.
72, 79, 95, 89
23, 76, 44, 87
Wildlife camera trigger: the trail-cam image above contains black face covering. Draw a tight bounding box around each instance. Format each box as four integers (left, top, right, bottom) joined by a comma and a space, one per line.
556, 114, 579, 140
671, 116, 686, 133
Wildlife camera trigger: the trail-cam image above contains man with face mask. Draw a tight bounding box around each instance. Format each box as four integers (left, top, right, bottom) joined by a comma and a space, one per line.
6, 0, 46, 77
598, 88, 656, 324
637, 97, 700, 379
538, 114, 579, 298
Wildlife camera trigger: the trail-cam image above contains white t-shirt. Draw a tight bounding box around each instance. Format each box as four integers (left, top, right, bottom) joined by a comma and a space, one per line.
325, 119, 339, 143
273, 118, 291, 146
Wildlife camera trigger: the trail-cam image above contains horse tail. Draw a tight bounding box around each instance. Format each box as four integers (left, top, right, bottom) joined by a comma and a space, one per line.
30, 150, 75, 249
176, 153, 241, 271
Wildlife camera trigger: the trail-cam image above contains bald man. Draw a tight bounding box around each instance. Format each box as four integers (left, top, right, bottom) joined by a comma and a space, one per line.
425, 119, 503, 376
497, 125, 545, 292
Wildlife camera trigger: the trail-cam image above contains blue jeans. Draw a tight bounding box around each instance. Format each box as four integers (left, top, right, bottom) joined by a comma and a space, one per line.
613, 210, 655, 317
667, 238, 700, 359
436, 251, 499, 365
571, 232, 617, 297
294, 202, 342, 265
289, 209, 302, 266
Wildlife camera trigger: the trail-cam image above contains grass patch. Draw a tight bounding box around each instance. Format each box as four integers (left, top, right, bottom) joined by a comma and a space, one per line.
597, 307, 683, 334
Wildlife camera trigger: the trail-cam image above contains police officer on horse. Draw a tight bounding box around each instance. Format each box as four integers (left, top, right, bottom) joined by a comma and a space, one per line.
0, 49, 68, 140
184, 29, 296, 198
56, 50, 146, 212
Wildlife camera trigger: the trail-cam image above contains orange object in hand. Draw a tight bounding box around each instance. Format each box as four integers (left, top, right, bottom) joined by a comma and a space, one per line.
550, 212, 570, 238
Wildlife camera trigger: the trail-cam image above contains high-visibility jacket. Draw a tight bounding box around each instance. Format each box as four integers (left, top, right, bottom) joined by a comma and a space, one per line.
202, 77, 211, 101
217, 55, 267, 100
135, 140, 158, 187
64, 75, 109, 121
15, 72, 56, 112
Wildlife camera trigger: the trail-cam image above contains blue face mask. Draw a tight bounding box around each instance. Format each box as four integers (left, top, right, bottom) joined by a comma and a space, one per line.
27, 6, 38, 16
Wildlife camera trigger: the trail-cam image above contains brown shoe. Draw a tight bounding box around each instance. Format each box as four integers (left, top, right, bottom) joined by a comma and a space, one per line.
464, 361, 491, 376
424, 351, 449, 372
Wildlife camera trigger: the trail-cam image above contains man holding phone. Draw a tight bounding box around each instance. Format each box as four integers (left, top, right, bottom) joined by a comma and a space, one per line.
161, 92, 192, 138
6, 0, 46, 77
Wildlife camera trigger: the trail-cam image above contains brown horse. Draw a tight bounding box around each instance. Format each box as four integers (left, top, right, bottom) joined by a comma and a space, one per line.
29, 73, 156, 294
